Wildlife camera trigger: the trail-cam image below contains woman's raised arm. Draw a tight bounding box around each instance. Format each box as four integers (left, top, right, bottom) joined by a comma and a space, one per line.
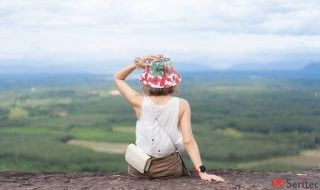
113, 63, 142, 107
113, 55, 163, 107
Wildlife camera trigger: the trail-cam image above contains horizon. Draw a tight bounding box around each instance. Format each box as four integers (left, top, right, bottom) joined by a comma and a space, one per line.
0, 62, 319, 76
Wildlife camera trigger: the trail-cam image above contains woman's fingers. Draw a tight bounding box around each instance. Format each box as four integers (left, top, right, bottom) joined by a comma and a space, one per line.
144, 54, 163, 61
212, 175, 224, 182
199, 173, 225, 182
200, 173, 213, 181
146, 56, 160, 62
136, 54, 164, 67
147, 54, 163, 58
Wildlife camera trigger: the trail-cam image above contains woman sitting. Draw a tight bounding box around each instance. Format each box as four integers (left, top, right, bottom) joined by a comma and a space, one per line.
113, 54, 225, 182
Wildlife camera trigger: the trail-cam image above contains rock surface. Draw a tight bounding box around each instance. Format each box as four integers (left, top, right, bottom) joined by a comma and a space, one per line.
1, 168, 320, 190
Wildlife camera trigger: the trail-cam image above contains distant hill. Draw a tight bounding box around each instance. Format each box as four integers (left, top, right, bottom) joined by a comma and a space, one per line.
302, 63, 320, 71
228, 62, 306, 71
175, 62, 214, 72
1, 60, 319, 74
0, 61, 214, 74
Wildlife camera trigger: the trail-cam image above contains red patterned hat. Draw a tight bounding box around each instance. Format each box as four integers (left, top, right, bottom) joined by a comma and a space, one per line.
139, 57, 182, 88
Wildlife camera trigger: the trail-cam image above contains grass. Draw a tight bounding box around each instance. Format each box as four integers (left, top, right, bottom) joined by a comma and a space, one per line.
0, 74, 319, 173
68, 128, 135, 143
67, 139, 128, 154
0, 131, 127, 173
237, 148, 320, 171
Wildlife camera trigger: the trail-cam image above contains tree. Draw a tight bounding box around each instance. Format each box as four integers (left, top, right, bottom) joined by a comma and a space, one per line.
8, 107, 28, 120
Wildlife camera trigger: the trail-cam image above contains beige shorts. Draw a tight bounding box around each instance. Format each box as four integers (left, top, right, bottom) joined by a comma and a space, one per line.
128, 151, 190, 179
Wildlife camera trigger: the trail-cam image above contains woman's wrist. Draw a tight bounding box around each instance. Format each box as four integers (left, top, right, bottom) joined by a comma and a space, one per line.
194, 168, 206, 177
133, 57, 143, 70
193, 164, 206, 176
131, 62, 138, 69
113, 62, 138, 80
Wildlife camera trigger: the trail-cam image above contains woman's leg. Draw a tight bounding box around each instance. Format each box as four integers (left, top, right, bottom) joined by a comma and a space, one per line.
127, 164, 151, 179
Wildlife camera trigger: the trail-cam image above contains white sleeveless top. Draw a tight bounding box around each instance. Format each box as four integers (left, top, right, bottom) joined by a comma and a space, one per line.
135, 96, 185, 158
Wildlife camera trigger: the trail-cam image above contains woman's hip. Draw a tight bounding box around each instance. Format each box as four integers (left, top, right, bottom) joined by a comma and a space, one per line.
128, 151, 187, 179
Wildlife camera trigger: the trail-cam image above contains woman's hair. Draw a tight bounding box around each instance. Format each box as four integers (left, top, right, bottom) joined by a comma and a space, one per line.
142, 86, 179, 96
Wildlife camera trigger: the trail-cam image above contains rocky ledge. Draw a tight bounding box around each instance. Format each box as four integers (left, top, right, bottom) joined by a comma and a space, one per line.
1, 168, 320, 190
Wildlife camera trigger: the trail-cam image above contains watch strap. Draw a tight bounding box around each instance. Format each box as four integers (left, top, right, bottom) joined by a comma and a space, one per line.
199, 165, 206, 172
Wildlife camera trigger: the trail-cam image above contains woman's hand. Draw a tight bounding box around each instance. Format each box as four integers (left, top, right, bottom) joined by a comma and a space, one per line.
134, 54, 164, 69
199, 172, 225, 182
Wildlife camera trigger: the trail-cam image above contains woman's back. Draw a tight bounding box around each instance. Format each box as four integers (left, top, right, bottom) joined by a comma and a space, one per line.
135, 95, 184, 158
113, 54, 225, 181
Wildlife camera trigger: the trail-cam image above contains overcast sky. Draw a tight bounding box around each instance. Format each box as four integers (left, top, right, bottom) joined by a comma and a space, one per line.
1, 0, 320, 70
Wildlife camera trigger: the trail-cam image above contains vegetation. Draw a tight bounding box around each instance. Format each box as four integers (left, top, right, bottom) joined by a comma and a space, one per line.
0, 72, 319, 173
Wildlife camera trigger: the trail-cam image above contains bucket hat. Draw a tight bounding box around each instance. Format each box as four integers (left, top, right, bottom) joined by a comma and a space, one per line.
139, 57, 182, 88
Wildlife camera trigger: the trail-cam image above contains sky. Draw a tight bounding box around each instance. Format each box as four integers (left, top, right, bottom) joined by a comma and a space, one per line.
1, 0, 320, 72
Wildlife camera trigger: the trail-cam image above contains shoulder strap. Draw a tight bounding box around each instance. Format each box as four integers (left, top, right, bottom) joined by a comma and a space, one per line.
165, 129, 178, 151
158, 96, 180, 151
158, 119, 191, 176
155, 119, 178, 151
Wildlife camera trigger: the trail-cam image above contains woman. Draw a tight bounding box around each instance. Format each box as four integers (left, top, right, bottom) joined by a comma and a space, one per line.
113, 54, 225, 182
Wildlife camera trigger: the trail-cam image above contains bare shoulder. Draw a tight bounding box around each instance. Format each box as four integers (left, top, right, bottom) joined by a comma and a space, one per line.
178, 98, 191, 128
178, 98, 191, 114
179, 97, 189, 107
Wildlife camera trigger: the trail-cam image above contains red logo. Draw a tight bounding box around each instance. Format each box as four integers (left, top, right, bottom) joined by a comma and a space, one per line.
272, 178, 286, 188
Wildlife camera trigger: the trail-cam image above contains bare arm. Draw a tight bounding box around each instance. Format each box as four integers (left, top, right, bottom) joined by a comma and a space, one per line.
179, 99, 224, 182
113, 55, 163, 118
113, 63, 142, 108
179, 99, 203, 169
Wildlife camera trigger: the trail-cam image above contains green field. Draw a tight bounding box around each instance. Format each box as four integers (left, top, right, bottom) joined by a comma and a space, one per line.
0, 73, 319, 173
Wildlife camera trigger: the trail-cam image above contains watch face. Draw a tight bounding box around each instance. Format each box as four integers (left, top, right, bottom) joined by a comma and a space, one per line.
200, 165, 206, 172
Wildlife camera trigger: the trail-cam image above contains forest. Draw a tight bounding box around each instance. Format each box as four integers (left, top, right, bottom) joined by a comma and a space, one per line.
0, 70, 319, 173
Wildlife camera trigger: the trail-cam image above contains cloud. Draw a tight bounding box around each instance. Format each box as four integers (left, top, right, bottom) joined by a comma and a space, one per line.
0, 0, 319, 69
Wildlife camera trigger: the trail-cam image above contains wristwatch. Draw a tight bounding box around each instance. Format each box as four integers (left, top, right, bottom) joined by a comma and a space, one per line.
199, 165, 206, 173
194, 165, 206, 176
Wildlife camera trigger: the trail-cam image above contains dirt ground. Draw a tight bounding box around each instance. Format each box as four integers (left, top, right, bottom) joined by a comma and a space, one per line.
1, 168, 319, 190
